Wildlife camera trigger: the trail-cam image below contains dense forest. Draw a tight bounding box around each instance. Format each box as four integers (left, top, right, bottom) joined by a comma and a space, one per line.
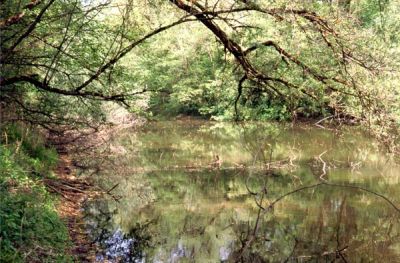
1, 0, 399, 262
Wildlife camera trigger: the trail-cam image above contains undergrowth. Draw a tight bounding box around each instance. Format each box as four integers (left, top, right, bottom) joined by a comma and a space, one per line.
0, 124, 71, 262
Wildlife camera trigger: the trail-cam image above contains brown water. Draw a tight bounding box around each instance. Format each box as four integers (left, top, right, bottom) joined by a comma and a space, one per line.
82, 120, 400, 262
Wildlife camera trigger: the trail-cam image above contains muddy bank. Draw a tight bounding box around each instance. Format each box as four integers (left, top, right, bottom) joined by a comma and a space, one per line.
47, 154, 97, 262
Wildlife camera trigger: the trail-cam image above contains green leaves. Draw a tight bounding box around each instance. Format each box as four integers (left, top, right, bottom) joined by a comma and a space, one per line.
0, 125, 71, 262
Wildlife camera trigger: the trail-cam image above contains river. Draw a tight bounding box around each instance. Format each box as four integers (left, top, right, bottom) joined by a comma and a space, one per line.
80, 120, 400, 262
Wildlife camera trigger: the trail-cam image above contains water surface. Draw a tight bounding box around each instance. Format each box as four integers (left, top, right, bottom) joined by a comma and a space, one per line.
82, 120, 400, 262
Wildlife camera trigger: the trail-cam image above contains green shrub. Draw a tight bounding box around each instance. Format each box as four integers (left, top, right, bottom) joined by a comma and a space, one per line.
0, 125, 71, 262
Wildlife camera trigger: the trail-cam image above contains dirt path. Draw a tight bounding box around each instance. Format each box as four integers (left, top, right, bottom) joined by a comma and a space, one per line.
47, 154, 98, 262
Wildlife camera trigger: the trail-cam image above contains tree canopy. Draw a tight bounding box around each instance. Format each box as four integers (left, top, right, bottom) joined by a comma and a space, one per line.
1, 0, 399, 147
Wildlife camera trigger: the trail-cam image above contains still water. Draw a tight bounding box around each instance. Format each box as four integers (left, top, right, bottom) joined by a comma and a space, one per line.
81, 120, 400, 262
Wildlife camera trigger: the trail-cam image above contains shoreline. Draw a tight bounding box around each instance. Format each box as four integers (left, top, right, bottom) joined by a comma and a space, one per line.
49, 154, 97, 262
47, 118, 143, 262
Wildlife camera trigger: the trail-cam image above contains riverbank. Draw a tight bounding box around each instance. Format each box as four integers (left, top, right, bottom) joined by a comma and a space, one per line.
0, 123, 104, 262
0, 124, 72, 262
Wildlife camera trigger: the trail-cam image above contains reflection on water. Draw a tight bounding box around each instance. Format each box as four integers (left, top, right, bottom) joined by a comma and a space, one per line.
81, 120, 400, 262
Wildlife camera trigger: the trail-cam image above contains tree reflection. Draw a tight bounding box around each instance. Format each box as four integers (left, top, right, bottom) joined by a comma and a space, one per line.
79, 120, 399, 262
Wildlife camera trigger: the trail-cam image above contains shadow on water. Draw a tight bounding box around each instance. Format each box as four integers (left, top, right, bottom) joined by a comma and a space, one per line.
79, 120, 400, 262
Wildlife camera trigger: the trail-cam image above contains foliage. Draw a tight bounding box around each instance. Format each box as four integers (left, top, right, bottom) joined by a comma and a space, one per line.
108, 0, 399, 127
0, 124, 71, 262
1, 0, 399, 126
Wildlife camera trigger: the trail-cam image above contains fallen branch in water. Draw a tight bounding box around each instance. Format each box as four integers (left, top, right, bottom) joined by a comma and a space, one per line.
314, 115, 334, 129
